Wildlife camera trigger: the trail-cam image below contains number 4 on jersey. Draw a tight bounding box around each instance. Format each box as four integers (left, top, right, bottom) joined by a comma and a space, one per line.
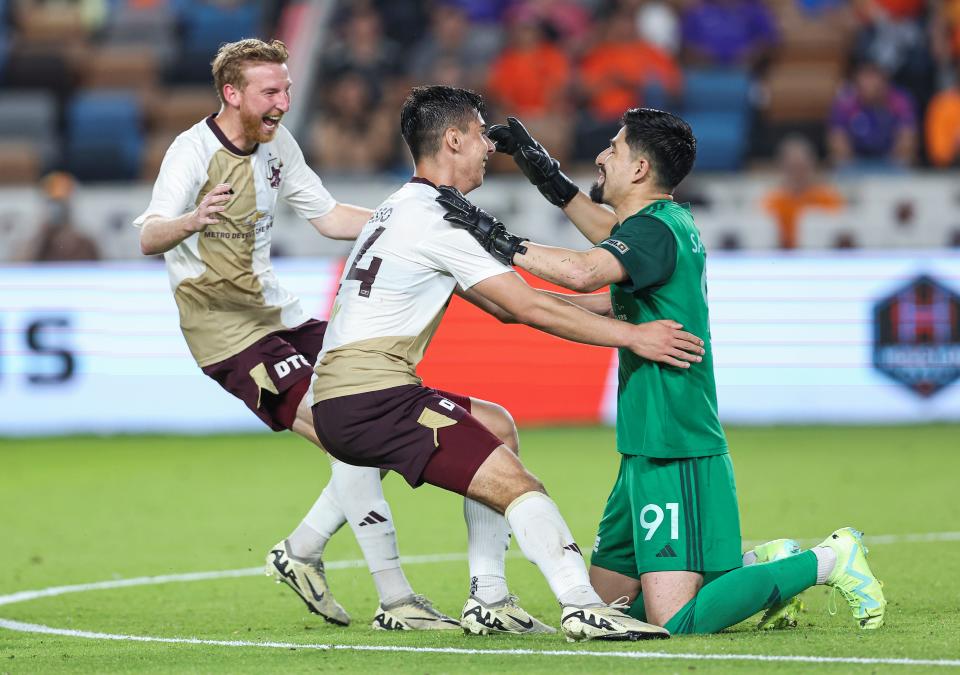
346, 226, 385, 297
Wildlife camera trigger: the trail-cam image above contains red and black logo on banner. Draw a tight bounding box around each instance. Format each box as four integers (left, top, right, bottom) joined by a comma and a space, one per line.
873, 275, 960, 398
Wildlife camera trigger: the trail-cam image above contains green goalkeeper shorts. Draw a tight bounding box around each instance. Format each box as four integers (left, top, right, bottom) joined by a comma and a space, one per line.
590, 453, 742, 576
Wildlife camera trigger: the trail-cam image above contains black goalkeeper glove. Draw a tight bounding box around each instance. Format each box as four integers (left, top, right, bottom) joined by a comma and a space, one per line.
435, 185, 528, 266
487, 116, 579, 208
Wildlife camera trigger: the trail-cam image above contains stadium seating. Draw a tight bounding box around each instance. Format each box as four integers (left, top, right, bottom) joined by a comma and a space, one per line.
681, 69, 752, 172
102, 1, 176, 63
693, 207, 781, 251
685, 111, 749, 172
849, 178, 960, 248
0, 141, 41, 183
167, 2, 262, 84
80, 46, 158, 92
0, 47, 74, 101
66, 90, 143, 181
0, 24, 7, 81
795, 210, 860, 248
765, 62, 842, 124
0, 90, 58, 176
682, 68, 751, 115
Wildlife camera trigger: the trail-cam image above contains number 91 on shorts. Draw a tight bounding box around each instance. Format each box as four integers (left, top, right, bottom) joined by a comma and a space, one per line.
590, 453, 744, 576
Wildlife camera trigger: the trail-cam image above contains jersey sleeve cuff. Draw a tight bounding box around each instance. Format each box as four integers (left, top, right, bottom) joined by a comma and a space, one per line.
597, 239, 640, 294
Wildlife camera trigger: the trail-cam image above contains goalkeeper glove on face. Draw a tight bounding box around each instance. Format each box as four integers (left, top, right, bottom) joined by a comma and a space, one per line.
435, 185, 528, 266
487, 116, 579, 208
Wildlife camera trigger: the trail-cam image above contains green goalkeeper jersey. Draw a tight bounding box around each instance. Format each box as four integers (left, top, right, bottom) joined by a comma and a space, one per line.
597, 200, 727, 459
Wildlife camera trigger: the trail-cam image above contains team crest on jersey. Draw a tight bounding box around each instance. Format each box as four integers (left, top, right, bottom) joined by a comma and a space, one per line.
267, 156, 283, 189
873, 274, 960, 398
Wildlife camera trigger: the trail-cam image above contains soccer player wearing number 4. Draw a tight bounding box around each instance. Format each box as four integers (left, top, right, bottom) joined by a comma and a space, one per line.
135, 39, 453, 631
309, 86, 710, 642
437, 109, 887, 633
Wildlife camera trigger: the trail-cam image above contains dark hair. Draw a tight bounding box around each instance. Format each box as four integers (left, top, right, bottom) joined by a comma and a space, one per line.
621, 108, 696, 191
400, 86, 486, 162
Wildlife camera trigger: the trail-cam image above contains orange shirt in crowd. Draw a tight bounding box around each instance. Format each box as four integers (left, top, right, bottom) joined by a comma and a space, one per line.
763, 186, 844, 249
579, 41, 682, 121
486, 43, 570, 116
925, 89, 960, 167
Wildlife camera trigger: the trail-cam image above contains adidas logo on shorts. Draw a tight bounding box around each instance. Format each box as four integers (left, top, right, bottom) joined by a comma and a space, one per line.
656, 544, 678, 558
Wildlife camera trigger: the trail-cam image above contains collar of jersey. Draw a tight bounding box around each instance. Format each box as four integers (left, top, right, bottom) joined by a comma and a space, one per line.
206, 114, 257, 157
408, 176, 438, 190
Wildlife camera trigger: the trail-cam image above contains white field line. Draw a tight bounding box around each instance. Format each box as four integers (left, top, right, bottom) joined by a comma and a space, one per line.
2, 531, 959, 668
743, 530, 960, 548
0, 552, 473, 608
1, 618, 958, 668
4, 530, 957, 609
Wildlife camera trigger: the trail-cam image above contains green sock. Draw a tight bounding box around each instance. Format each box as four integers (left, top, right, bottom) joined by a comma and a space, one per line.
663, 551, 817, 635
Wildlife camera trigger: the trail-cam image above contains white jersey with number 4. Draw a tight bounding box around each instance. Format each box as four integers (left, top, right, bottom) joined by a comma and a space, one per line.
311, 179, 511, 402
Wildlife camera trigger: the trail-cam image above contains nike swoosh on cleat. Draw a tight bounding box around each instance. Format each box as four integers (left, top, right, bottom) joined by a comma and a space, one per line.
304, 577, 324, 602
506, 614, 534, 630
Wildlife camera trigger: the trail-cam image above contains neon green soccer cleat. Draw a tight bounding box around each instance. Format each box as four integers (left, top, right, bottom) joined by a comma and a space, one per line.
750, 538, 806, 630
819, 527, 886, 630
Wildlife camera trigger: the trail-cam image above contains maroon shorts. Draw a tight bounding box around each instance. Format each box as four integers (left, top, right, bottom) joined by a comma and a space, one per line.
201, 319, 327, 431
312, 384, 503, 494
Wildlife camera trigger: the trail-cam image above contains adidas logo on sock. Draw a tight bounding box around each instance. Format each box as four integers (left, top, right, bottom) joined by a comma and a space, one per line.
656, 544, 677, 558
358, 510, 388, 527
563, 542, 582, 555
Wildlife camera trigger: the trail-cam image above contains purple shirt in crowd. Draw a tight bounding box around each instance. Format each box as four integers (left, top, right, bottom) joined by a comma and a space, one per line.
439, 0, 510, 23
681, 0, 778, 65
829, 86, 916, 159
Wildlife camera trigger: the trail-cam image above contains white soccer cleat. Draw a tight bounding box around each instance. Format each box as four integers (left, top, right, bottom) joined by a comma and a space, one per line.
560, 598, 670, 642
372, 594, 461, 631
460, 595, 556, 635
265, 540, 351, 626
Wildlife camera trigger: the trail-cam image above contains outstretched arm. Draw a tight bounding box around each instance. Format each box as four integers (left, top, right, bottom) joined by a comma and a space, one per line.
456, 284, 612, 322
436, 184, 628, 294
309, 203, 372, 240
560, 192, 619, 245
488, 116, 618, 244
514, 243, 627, 293
468, 272, 702, 368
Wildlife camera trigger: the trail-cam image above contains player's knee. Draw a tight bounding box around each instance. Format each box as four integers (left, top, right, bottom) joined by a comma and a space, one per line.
516, 469, 545, 496
486, 403, 519, 455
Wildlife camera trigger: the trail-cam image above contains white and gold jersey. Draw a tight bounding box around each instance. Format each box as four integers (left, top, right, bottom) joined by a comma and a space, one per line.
312, 179, 511, 402
134, 115, 336, 366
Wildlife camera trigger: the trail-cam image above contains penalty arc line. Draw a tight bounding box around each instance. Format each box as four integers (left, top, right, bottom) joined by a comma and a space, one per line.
2, 533, 960, 668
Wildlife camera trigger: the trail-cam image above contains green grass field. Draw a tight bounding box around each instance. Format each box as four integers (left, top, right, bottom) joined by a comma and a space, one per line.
2, 425, 959, 673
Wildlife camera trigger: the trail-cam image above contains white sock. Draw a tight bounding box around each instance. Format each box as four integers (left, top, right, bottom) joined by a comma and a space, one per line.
505, 492, 602, 607
287, 482, 345, 560
812, 546, 837, 584
464, 497, 510, 604
331, 460, 414, 606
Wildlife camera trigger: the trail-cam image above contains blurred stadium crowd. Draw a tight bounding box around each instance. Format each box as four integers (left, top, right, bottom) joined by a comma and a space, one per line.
2, 0, 960, 260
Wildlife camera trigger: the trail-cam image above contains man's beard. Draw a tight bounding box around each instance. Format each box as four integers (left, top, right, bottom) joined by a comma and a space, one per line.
589, 179, 605, 204
239, 106, 279, 145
